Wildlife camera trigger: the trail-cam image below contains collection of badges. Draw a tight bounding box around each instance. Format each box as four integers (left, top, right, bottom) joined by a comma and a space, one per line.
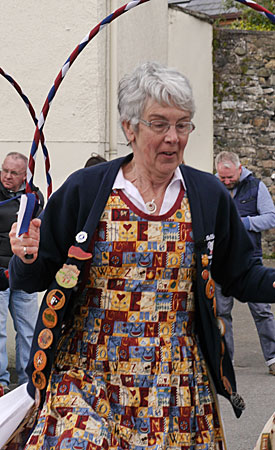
31, 229, 92, 395
28, 191, 225, 448
200, 241, 237, 401
30, 205, 234, 418
32, 288, 66, 391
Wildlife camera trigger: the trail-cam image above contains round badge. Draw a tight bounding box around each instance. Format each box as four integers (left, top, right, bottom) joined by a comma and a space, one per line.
216, 317, 226, 337
222, 375, 232, 395
32, 370, 47, 390
33, 350, 47, 371
75, 231, 88, 243
46, 289, 66, 310
201, 269, 209, 280
35, 388, 41, 408
42, 308, 58, 328
205, 279, 215, 299
38, 328, 53, 349
220, 339, 225, 357
201, 254, 209, 267
55, 264, 80, 289
212, 296, 217, 317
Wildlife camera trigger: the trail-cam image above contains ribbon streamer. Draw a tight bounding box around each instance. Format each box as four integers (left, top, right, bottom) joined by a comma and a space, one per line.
235, 0, 275, 24
26, 0, 150, 195
16, 193, 38, 237
24, 0, 273, 194
0, 68, 52, 199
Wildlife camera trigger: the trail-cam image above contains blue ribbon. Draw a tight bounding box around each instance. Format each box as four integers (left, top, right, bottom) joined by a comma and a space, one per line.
17, 193, 38, 236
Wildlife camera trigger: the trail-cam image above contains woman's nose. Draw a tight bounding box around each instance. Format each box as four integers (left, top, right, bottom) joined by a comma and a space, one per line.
164, 125, 179, 142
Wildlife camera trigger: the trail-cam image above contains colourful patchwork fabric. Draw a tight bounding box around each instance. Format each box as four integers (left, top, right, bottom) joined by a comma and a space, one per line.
24, 189, 225, 450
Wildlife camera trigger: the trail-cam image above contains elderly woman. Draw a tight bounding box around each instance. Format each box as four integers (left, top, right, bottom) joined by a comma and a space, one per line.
7, 61, 275, 449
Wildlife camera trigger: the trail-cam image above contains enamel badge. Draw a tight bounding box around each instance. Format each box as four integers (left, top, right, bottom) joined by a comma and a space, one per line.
75, 231, 88, 243
201, 254, 209, 267
205, 278, 215, 299
38, 328, 53, 349
46, 289, 66, 310
32, 370, 47, 390
42, 308, 58, 328
55, 264, 80, 288
33, 350, 47, 371
68, 245, 92, 260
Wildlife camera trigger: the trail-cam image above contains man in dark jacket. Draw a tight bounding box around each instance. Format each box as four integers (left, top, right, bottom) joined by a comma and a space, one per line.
215, 151, 275, 375
0, 152, 44, 396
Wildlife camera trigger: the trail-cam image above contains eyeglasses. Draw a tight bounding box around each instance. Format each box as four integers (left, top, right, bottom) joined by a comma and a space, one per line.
139, 119, 195, 135
1, 167, 26, 177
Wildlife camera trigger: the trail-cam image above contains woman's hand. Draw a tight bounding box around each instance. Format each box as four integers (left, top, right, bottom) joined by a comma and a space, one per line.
9, 218, 41, 264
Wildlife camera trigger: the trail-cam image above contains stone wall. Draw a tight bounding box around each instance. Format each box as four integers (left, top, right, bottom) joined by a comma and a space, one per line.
213, 28, 275, 256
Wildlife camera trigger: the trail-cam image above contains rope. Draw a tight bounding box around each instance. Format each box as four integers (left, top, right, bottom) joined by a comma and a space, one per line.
26, 0, 150, 194
0, 68, 52, 198
235, 0, 275, 24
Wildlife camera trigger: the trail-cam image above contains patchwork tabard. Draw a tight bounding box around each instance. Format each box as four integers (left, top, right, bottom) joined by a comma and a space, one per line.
24, 188, 225, 450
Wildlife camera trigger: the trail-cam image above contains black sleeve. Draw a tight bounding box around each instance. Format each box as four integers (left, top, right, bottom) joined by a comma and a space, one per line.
9, 174, 83, 292
0, 267, 9, 290
211, 190, 275, 303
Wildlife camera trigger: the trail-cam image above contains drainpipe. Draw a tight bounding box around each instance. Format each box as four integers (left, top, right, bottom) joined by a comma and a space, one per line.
107, 0, 118, 160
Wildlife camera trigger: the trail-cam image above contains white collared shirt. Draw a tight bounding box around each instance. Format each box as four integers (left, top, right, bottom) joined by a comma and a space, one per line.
112, 166, 186, 215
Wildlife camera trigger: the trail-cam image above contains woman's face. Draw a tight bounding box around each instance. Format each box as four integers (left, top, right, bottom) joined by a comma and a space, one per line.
123, 99, 192, 180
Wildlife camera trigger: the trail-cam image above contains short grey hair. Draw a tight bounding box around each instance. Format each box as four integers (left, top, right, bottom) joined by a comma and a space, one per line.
4, 152, 28, 169
118, 61, 195, 129
215, 151, 240, 170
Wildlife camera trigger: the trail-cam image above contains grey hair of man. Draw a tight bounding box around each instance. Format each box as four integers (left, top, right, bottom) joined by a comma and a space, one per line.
118, 61, 195, 132
215, 151, 241, 171
4, 152, 28, 169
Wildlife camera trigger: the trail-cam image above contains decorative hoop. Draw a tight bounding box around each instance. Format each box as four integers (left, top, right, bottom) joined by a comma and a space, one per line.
6, 0, 272, 229
0, 68, 52, 199
235, 0, 275, 23
24, 0, 274, 195
26, 0, 150, 195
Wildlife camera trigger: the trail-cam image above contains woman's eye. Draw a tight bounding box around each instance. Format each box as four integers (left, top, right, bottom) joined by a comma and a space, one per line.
154, 122, 166, 128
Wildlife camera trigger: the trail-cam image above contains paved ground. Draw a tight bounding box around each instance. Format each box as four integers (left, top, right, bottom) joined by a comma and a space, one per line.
218, 259, 275, 450
8, 260, 275, 449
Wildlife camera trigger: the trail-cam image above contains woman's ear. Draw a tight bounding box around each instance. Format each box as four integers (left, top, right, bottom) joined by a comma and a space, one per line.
122, 120, 136, 144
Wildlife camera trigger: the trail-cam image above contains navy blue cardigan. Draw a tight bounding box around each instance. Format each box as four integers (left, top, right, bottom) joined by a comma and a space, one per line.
9, 154, 275, 417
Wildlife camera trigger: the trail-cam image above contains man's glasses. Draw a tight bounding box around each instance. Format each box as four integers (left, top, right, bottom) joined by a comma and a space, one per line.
139, 119, 195, 135
1, 168, 26, 177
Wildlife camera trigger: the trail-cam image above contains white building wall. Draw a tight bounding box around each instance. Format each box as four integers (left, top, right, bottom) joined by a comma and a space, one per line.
0, 0, 213, 371
168, 8, 214, 172
1, 1, 213, 193
1, 1, 109, 193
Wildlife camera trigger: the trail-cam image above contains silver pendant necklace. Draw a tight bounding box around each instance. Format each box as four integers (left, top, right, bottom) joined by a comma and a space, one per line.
145, 199, 157, 214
